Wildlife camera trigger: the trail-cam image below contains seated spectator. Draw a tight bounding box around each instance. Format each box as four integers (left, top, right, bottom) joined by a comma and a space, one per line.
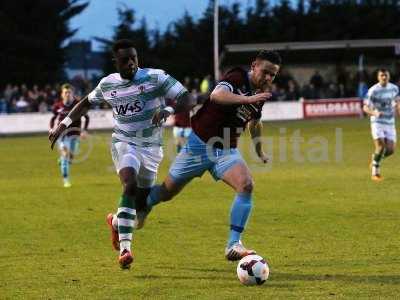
15, 95, 29, 112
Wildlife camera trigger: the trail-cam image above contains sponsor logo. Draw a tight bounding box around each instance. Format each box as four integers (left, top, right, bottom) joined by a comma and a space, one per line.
114, 100, 145, 115
111, 90, 117, 98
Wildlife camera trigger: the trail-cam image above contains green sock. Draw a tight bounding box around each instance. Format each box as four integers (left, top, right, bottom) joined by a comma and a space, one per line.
117, 195, 136, 252
373, 149, 385, 166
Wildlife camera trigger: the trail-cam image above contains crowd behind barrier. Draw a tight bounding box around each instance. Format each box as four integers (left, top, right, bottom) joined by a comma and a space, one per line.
1, 68, 400, 114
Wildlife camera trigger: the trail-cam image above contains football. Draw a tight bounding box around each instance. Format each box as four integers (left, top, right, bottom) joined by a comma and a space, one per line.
236, 254, 269, 286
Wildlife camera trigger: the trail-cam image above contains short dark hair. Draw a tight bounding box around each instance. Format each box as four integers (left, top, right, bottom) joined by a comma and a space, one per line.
61, 83, 73, 91
255, 50, 282, 65
377, 68, 389, 74
112, 39, 136, 55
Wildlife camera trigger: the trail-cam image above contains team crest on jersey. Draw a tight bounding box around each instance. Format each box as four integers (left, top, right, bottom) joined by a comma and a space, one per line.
138, 85, 145, 93
111, 90, 117, 98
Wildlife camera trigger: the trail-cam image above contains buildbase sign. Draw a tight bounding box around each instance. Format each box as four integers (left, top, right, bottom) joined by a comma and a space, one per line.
303, 98, 363, 118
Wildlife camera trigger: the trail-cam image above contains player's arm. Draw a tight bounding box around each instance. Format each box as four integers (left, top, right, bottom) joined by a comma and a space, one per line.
210, 85, 271, 105
80, 113, 90, 138
49, 96, 91, 149
363, 91, 381, 117
363, 103, 381, 117
49, 113, 57, 131
152, 73, 195, 126
248, 119, 268, 164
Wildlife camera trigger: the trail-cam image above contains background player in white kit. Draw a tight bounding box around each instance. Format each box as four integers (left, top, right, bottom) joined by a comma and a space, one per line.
49, 39, 192, 269
363, 69, 400, 181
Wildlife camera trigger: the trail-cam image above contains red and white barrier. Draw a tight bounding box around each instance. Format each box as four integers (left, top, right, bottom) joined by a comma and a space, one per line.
302, 98, 363, 118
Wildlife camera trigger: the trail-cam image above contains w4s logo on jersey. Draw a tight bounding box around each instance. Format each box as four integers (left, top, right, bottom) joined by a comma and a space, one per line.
114, 100, 144, 115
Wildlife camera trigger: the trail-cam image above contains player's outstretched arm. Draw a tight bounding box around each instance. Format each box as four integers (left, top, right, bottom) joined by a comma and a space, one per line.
49, 96, 91, 149
363, 104, 381, 117
248, 119, 268, 164
210, 86, 271, 105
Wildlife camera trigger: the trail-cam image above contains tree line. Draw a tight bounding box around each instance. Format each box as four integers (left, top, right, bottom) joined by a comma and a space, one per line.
1, 0, 400, 86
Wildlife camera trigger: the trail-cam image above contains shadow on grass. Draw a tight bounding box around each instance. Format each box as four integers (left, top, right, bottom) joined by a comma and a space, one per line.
133, 274, 294, 288
273, 273, 400, 285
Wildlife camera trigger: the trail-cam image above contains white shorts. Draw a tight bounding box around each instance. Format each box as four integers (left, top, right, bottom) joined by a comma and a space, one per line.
173, 127, 192, 139
111, 142, 163, 188
371, 123, 397, 142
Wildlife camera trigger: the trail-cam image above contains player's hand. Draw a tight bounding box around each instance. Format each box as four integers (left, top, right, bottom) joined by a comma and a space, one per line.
80, 130, 88, 139
152, 108, 172, 127
257, 151, 269, 164
49, 124, 67, 150
373, 110, 383, 117
246, 92, 272, 104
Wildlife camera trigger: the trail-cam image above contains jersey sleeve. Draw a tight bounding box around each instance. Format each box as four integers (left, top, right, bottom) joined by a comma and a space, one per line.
363, 87, 374, 107
88, 79, 105, 104
158, 72, 188, 100
51, 103, 59, 115
215, 70, 244, 93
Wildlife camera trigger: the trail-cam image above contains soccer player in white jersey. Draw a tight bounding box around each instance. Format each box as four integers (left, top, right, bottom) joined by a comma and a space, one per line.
363, 69, 400, 181
49, 39, 192, 269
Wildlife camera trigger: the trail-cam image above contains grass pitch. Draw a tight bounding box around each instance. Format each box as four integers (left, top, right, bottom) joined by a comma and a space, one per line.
1, 118, 400, 299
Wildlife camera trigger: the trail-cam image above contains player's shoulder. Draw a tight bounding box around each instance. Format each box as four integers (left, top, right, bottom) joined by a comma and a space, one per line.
98, 73, 124, 87
144, 68, 167, 76
52, 100, 62, 109
388, 82, 399, 92
368, 83, 380, 93
221, 66, 248, 86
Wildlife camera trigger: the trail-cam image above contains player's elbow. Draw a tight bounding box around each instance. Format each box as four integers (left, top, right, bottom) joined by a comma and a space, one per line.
210, 89, 226, 103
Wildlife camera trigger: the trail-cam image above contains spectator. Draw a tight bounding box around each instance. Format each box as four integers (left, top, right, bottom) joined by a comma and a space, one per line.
284, 79, 300, 101
15, 95, 29, 112
200, 74, 213, 94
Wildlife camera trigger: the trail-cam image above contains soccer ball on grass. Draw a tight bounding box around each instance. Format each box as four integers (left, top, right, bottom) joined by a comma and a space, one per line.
236, 254, 269, 285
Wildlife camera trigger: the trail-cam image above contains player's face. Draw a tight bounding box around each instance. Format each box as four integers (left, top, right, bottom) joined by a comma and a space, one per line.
378, 71, 390, 86
61, 88, 73, 104
251, 60, 280, 91
114, 48, 138, 80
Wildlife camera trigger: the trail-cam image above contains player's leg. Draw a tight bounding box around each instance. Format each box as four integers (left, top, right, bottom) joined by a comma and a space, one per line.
57, 138, 71, 187
370, 123, 386, 181
383, 126, 396, 158
116, 167, 138, 268
68, 136, 80, 162
371, 138, 385, 180
108, 142, 141, 269
136, 132, 211, 229
384, 139, 395, 157
211, 150, 256, 260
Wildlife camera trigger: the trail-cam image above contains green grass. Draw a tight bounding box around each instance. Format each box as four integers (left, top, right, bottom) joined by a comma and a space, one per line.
1, 118, 400, 299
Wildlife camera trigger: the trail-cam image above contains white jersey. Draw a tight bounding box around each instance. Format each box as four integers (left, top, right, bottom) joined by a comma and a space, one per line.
88, 68, 187, 146
364, 82, 399, 125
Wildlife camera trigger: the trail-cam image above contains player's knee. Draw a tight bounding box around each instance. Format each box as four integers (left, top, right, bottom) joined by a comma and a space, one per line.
385, 147, 394, 157
237, 178, 253, 194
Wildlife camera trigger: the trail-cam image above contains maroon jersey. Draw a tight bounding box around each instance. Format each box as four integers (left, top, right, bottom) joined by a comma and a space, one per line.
191, 67, 263, 148
174, 111, 191, 128
50, 99, 86, 136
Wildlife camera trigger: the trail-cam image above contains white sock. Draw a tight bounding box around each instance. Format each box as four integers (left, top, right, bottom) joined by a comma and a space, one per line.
372, 165, 380, 176
120, 240, 131, 254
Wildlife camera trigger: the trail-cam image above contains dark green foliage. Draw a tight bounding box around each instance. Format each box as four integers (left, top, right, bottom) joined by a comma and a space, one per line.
101, 0, 400, 80
0, 0, 88, 86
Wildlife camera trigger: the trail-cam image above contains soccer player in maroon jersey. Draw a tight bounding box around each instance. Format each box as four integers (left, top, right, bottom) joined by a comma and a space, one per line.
49, 84, 89, 187
136, 50, 281, 261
